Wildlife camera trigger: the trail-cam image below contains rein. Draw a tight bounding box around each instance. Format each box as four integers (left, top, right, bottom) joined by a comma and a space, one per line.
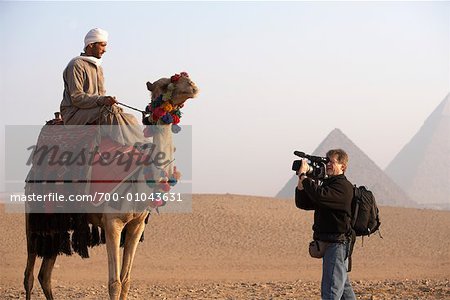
117, 102, 146, 116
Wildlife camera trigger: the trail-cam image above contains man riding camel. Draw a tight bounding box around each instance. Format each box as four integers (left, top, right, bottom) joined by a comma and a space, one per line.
60, 28, 144, 145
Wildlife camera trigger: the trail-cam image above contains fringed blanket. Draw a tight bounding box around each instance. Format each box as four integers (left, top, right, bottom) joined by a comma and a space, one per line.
27, 213, 99, 258
27, 212, 150, 258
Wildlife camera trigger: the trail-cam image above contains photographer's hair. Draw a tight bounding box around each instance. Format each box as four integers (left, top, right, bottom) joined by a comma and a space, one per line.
326, 149, 349, 172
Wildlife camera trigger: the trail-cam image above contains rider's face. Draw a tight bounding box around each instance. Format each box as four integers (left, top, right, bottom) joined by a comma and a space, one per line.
85, 42, 107, 59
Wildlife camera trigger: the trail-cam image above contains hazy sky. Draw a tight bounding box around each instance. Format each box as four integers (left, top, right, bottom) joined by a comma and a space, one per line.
1, 1, 449, 197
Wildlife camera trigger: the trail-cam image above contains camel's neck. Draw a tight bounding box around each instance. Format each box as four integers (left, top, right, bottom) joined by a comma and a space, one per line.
151, 94, 161, 102
152, 124, 174, 177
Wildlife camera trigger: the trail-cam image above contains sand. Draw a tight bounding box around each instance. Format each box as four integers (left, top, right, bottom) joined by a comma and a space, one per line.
1, 194, 449, 299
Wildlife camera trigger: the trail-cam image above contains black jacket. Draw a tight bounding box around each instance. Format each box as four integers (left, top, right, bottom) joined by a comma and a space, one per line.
295, 174, 353, 241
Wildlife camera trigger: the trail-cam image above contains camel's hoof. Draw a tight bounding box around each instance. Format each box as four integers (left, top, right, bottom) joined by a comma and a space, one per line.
108, 280, 122, 300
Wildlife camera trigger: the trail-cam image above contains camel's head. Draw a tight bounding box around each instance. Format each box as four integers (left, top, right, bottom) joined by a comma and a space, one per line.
146, 72, 199, 106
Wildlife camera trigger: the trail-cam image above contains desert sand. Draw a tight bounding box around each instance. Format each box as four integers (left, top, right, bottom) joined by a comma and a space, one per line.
1, 194, 449, 299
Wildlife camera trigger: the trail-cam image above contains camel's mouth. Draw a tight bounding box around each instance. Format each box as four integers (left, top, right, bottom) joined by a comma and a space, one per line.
179, 90, 198, 99
192, 86, 199, 97
174, 86, 199, 103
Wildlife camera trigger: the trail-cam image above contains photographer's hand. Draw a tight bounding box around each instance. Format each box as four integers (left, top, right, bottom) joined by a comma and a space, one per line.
297, 160, 309, 190
299, 159, 309, 175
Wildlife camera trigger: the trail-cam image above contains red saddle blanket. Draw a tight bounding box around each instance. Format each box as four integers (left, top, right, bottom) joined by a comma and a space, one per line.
89, 137, 147, 204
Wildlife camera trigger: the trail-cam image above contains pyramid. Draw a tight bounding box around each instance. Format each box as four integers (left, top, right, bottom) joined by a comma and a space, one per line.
276, 128, 416, 207
386, 94, 450, 208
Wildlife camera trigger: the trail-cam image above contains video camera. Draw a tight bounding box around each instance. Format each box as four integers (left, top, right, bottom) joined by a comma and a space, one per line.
292, 151, 329, 180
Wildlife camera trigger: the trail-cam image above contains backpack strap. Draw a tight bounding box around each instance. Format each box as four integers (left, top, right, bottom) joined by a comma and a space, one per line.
347, 230, 356, 272
375, 204, 383, 239
352, 185, 360, 228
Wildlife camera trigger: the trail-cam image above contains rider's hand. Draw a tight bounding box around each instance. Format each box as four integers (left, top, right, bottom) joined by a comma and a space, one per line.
98, 96, 117, 106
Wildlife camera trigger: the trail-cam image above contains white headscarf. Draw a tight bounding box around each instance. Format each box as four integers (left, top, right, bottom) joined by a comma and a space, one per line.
84, 28, 108, 49
77, 55, 103, 67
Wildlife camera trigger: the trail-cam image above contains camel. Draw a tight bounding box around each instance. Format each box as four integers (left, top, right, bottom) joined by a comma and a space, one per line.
23, 73, 198, 300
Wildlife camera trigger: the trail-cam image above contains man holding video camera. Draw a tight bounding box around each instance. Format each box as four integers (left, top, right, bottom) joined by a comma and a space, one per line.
295, 149, 356, 300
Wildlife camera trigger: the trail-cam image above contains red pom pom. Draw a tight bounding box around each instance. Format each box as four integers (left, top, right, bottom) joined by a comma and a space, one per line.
152, 198, 164, 208
171, 114, 180, 124
170, 74, 181, 82
153, 107, 166, 118
160, 182, 171, 192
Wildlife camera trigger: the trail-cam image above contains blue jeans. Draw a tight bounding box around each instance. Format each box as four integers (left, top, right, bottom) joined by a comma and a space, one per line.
321, 241, 356, 300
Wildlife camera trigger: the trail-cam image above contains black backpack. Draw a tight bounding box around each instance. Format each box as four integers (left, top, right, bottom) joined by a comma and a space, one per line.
351, 186, 381, 237
348, 185, 382, 272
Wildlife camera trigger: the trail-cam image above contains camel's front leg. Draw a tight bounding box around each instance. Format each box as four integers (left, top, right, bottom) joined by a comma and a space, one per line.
24, 214, 37, 300
119, 216, 147, 300
38, 255, 57, 300
24, 249, 37, 300
105, 217, 125, 300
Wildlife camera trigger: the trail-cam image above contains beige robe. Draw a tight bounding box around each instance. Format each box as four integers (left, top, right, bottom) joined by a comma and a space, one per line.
60, 56, 145, 145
